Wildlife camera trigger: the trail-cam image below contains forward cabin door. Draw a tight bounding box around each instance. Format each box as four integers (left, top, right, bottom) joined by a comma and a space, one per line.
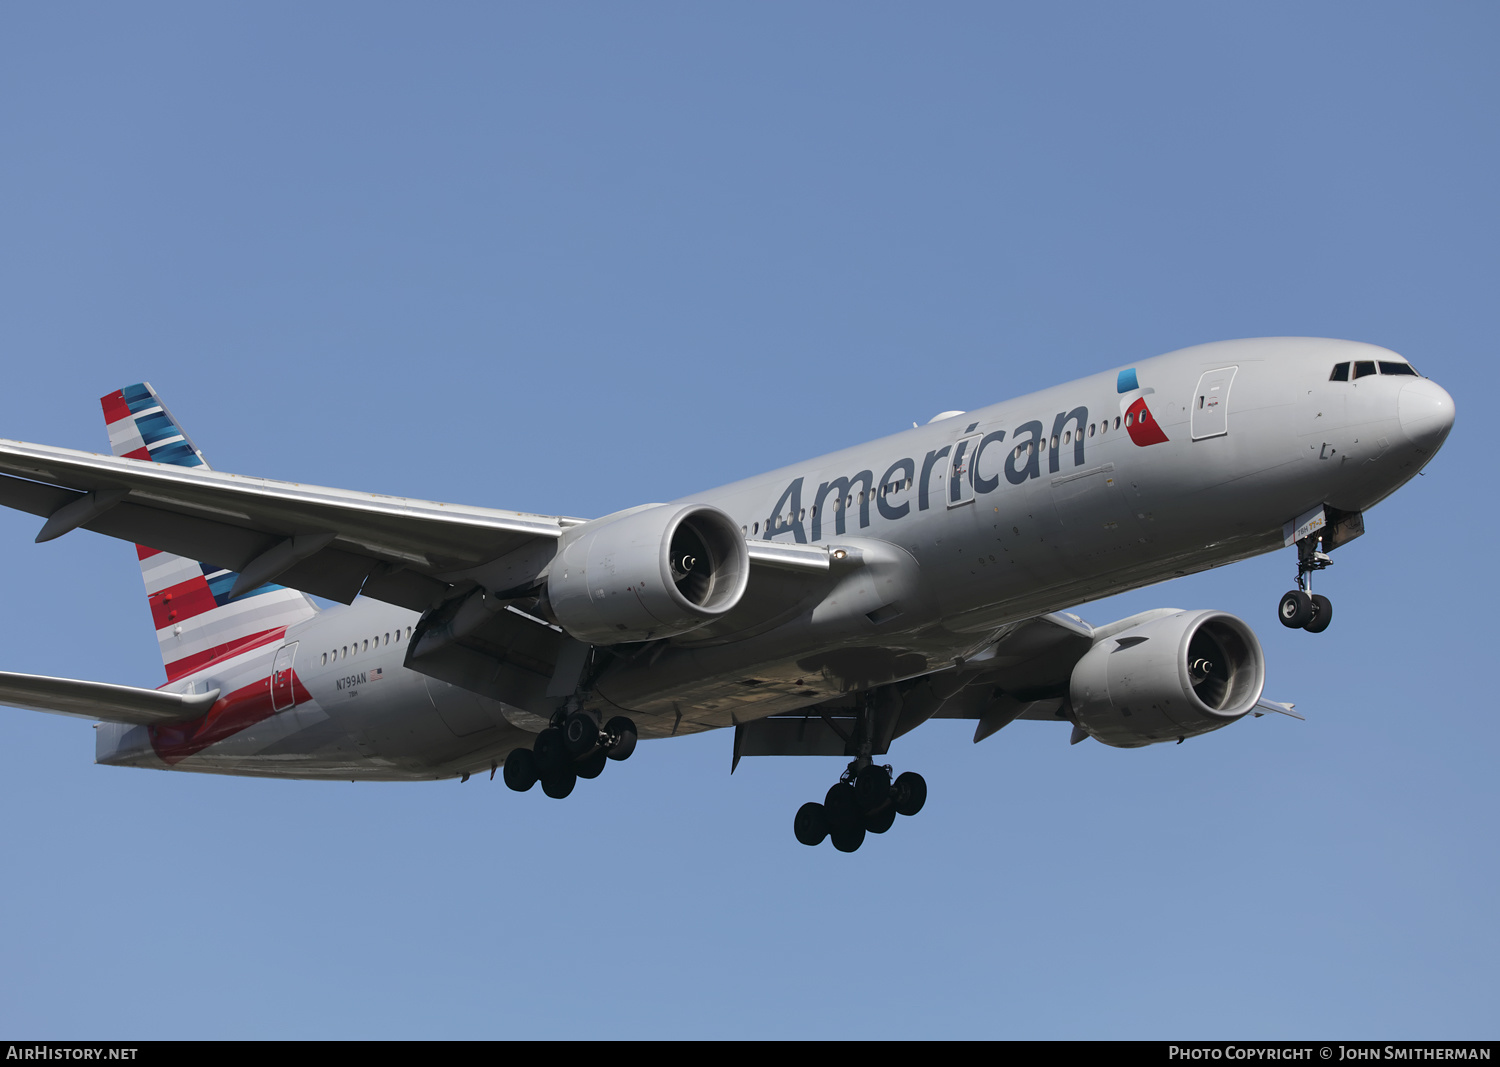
1191, 367, 1238, 440
271, 642, 298, 711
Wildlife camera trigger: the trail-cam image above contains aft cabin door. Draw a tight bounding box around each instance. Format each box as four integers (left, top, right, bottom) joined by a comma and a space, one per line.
1191, 367, 1238, 440
271, 642, 298, 711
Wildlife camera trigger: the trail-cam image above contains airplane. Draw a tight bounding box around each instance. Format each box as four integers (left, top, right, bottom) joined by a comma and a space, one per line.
0, 337, 1455, 852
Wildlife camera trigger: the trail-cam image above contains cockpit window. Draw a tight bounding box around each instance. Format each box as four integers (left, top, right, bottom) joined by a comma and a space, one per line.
1330, 362, 1350, 381
1379, 361, 1418, 376
1353, 360, 1377, 379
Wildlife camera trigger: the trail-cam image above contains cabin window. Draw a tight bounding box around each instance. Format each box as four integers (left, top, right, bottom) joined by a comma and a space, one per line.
342, 646, 348, 659
1088, 423, 1096, 438
1114, 416, 1121, 430
321, 652, 328, 666
798, 509, 805, 521
1063, 430, 1071, 444
1039, 438, 1047, 453
1354, 360, 1377, 379
1126, 413, 1134, 427
752, 521, 759, 534
1330, 362, 1350, 381
1379, 361, 1418, 376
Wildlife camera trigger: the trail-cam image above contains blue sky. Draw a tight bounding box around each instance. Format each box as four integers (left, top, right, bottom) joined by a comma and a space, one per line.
0, 3, 1495, 1038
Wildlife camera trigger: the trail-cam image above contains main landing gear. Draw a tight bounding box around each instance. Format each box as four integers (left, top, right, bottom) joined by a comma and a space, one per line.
1279, 534, 1334, 634
501, 711, 638, 798
794, 763, 928, 852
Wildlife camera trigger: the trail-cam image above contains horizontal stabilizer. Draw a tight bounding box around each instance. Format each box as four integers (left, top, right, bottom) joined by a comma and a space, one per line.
0, 671, 219, 725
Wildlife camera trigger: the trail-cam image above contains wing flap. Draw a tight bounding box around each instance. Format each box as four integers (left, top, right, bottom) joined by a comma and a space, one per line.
0, 671, 219, 726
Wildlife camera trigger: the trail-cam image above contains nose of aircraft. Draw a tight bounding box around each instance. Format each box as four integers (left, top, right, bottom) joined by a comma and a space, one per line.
1397, 377, 1456, 453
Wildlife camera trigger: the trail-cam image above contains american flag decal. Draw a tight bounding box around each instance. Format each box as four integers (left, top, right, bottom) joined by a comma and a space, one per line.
369, 668, 384, 680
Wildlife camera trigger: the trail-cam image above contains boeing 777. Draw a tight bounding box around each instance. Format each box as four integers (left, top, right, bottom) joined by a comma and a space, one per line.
0, 337, 1455, 850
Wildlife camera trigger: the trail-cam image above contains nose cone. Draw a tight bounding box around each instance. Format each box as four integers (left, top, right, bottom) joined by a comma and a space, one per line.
1398, 378, 1456, 454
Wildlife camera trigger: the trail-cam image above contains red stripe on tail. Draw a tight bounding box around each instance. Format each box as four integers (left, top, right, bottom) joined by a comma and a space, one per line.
162, 626, 288, 683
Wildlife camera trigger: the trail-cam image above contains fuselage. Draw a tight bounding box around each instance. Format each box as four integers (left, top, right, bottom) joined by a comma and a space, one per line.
97, 337, 1455, 780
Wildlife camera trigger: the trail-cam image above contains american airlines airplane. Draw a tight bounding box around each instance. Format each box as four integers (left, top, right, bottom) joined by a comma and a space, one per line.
0, 337, 1455, 851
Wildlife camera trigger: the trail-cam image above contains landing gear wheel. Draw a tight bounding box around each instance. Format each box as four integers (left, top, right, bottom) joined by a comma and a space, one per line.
829, 824, 866, 853
824, 782, 862, 832
575, 748, 608, 779
893, 771, 927, 817
563, 712, 599, 757
501, 749, 538, 792
1278, 590, 1313, 629
864, 805, 897, 834
1304, 593, 1334, 633
533, 728, 570, 777
794, 802, 829, 846
854, 765, 892, 813
604, 716, 638, 761
540, 771, 576, 799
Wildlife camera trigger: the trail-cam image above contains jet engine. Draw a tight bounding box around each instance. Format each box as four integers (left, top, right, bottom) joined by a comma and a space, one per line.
1068, 610, 1265, 748
543, 503, 750, 645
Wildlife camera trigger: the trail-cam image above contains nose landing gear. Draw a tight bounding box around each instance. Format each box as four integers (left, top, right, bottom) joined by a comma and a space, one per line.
1279, 534, 1334, 633
501, 712, 638, 798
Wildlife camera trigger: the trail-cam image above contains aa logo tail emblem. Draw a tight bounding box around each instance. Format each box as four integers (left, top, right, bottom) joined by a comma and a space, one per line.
1117, 368, 1169, 446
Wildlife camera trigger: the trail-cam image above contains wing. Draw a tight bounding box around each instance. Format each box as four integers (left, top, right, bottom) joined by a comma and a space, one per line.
0, 438, 578, 610
0, 670, 219, 725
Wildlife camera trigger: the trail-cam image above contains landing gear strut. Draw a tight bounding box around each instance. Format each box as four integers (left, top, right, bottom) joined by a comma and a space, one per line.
791, 697, 926, 852
501, 712, 638, 798
1279, 534, 1334, 633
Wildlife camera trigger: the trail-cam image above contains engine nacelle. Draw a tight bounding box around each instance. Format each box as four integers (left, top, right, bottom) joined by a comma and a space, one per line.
1068, 610, 1265, 748
544, 503, 750, 645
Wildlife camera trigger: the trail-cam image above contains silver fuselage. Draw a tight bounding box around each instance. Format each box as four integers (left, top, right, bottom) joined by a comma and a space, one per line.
97, 337, 1455, 779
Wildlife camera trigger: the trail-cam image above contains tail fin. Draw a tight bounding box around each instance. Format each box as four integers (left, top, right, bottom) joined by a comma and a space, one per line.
100, 383, 319, 682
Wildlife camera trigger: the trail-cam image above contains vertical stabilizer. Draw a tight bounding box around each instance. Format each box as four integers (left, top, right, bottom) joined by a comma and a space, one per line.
100, 384, 319, 681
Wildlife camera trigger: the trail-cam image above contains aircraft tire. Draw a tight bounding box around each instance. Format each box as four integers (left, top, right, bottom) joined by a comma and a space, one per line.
893, 772, 927, 817
540, 771, 577, 800
563, 712, 599, 757
1278, 590, 1313, 628
864, 805, 897, 834
854, 764, 892, 813
575, 748, 608, 779
1304, 594, 1334, 633
502, 748, 538, 792
824, 782, 861, 832
533, 728, 570, 776
794, 802, 829, 846
605, 716, 638, 761
830, 824, 866, 853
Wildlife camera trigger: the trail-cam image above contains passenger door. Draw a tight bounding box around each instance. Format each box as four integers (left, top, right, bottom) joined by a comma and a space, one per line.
947, 434, 983, 507
271, 642, 298, 712
1191, 367, 1238, 440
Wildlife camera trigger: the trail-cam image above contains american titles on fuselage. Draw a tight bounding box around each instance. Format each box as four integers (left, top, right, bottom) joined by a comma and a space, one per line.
761, 368, 1167, 544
